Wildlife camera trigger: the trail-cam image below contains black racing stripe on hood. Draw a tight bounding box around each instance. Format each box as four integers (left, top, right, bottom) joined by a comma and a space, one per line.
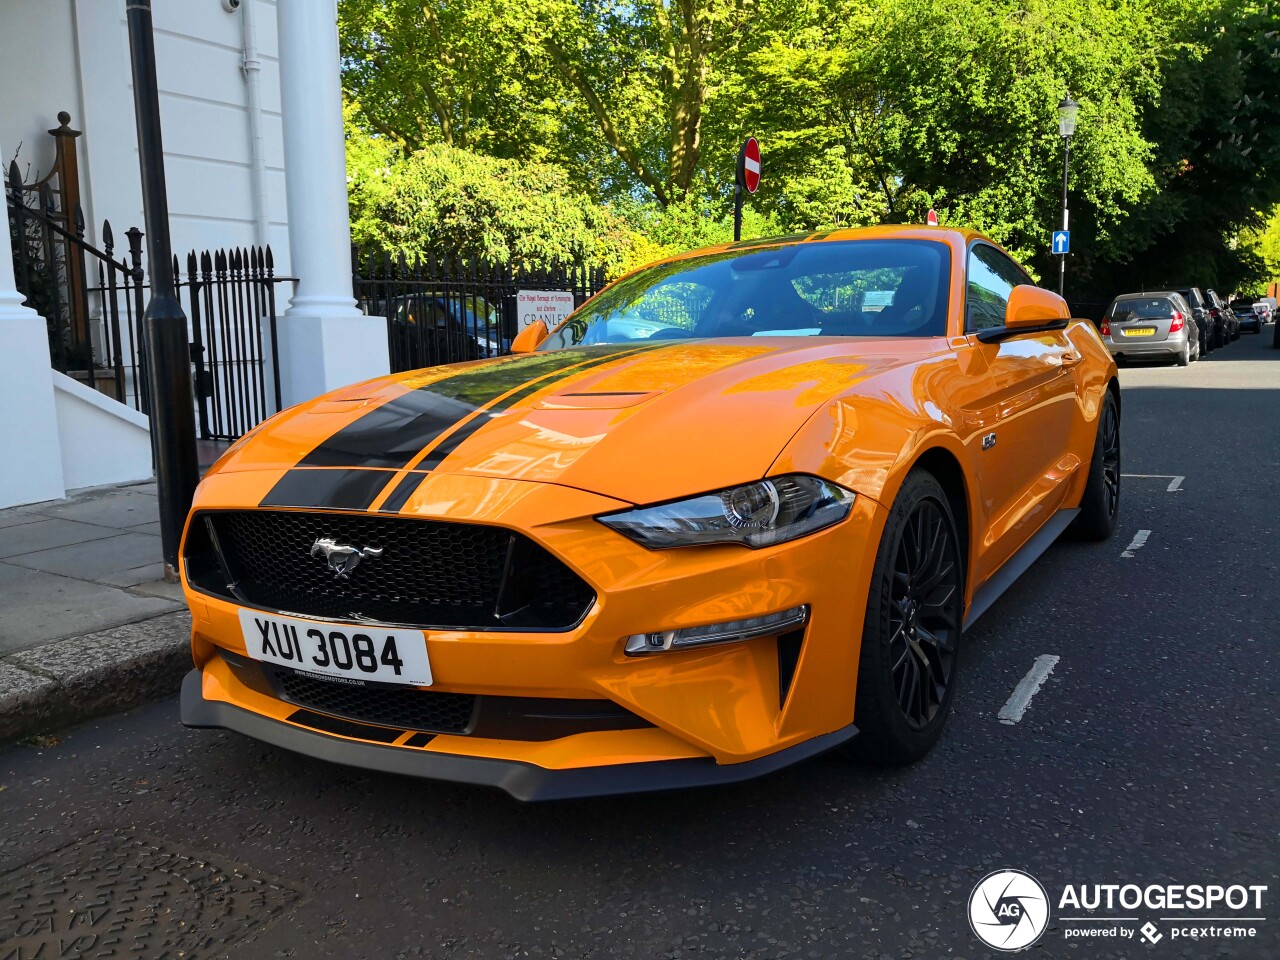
258, 469, 393, 511
292, 345, 646, 471
376, 343, 669, 514
374, 376, 553, 515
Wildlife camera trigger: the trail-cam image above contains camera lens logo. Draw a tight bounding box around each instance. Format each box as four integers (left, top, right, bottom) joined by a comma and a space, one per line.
968, 869, 1050, 951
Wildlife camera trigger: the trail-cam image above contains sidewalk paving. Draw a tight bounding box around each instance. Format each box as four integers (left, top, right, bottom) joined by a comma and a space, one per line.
0, 443, 226, 740
0, 480, 184, 657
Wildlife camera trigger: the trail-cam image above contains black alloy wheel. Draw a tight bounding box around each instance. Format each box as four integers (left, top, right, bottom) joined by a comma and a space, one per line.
850, 469, 964, 765
1099, 398, 1120, 519
1070, 389, 1121, 541
887, 500, 962, 730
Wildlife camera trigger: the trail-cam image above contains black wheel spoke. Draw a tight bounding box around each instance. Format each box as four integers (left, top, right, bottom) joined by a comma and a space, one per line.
884, 496, 963, 731
918, 557, 954, 595
1099, 403, 1121, 517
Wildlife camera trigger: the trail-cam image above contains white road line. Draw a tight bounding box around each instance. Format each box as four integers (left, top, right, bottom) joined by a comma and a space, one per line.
1121, 529, 1152, 557
1120, 473, 1185, 492
998, 654, 1060, 725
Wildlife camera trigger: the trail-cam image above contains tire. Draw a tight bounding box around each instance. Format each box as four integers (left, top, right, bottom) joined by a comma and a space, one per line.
849, 469, 964, 766
1216, 325, 1227, 349
1273, 321, 1280, 348
1176, 343, 1189, 366
1069, 389, 1121, 542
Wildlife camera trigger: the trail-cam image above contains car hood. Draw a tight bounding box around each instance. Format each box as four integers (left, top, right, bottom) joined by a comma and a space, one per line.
216, 339, 940, 507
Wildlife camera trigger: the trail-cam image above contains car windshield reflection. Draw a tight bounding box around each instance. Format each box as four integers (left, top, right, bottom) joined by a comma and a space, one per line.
538, 239, 952, 350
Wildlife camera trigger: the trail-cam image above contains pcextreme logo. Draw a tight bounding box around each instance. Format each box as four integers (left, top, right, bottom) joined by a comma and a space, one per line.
967, 871, 1269, 951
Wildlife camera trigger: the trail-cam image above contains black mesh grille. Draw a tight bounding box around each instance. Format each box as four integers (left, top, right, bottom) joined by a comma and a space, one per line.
274, 670, 476, 734
192, 510, 595, 630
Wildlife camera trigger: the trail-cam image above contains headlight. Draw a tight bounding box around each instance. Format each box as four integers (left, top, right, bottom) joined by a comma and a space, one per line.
598, 475, 855, 549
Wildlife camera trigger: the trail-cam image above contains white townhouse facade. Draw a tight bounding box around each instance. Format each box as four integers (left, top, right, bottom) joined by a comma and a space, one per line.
0, 0, 388, 508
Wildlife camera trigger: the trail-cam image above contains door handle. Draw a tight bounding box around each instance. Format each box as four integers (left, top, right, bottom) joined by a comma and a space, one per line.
1059, 352, 1083, 368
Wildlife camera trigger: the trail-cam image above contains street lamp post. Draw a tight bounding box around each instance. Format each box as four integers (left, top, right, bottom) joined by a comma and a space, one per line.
126, 0, 200, 581
1057, 94, 1079, 298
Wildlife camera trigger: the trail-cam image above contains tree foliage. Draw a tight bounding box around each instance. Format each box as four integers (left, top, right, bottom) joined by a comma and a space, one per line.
346, 122, 633, 271
340, 0, 1280, 294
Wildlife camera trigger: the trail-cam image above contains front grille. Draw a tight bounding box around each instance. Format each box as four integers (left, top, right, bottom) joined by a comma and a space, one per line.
274, 669, 476, 734
187, 510, 595, 630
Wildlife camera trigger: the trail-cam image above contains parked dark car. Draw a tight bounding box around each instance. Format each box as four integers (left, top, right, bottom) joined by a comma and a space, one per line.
1173, 286, 1216, 356
1230, 297, 1265, 334
1205, 289, 1238, 342
1100, 292, 1200, 366
374, 294, 507, 371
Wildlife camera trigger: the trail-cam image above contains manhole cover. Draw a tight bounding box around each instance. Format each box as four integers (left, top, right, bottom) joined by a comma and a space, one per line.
0, 831, 299, 958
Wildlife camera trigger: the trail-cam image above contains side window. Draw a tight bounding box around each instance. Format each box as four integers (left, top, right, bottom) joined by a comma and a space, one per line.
966, 245, 1031, 331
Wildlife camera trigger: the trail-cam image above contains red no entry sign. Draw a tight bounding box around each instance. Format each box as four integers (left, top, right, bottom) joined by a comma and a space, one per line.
738, 138, 761, 194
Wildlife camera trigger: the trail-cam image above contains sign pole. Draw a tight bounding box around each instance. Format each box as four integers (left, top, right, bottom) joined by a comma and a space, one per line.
733, 180, 743, 243
734, 138, 761, 243
126, 0, 200, 581
1059, 135, 1071, 297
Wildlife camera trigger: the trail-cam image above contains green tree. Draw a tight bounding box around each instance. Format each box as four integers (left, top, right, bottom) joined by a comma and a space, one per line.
340, 0, 1280, 289
1089, 0, 1280, 291
339, 0, 565, 159
346, 128, 633, 271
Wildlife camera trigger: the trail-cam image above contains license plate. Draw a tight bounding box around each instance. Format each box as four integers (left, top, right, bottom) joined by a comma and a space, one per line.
238, 610, 432, 686
1122, 327, 1156, 336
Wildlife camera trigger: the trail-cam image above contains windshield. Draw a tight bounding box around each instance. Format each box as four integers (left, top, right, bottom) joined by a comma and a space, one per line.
538, 239, 951, 350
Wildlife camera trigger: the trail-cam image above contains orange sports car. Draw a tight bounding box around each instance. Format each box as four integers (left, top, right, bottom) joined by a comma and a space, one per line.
180, 226, 1120, 799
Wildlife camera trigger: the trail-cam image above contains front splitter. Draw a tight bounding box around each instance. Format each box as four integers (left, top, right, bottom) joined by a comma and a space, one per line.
179, 670, 858, 801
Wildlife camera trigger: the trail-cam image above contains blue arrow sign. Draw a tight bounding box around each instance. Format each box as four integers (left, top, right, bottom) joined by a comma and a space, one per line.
1052, 230, 1070, 255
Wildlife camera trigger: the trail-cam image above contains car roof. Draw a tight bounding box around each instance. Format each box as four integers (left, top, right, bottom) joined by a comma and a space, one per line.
1113, 291, 1180, 300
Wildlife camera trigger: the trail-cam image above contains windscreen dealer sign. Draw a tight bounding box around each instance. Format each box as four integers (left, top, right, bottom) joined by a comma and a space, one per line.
517, 290, 576, 330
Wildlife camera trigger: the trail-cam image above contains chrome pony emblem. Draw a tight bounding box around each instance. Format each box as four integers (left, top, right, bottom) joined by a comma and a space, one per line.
310, 538, 383, 579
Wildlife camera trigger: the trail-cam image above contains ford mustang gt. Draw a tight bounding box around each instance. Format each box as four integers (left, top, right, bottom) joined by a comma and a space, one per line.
180, 226, 1120, 800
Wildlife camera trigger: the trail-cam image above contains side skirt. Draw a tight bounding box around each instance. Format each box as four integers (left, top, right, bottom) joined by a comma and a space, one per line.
962, 508, 1080, 631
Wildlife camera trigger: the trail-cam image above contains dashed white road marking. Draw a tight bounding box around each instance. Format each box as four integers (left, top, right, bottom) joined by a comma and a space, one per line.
1121, 473, 1185, 492
998, 654, 1060, 725
1121, 529, 1152, 557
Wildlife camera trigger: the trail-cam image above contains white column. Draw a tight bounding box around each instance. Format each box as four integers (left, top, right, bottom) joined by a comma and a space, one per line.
0, 142, 67, 507
276, 0, 388, 407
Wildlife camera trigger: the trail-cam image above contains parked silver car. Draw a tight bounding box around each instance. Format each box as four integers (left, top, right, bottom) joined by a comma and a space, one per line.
1100, 292, 1199, 366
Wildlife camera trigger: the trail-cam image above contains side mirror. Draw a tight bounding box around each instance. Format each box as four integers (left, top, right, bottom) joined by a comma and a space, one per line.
510, 319, 549, 354
1005, 285, 1070, 328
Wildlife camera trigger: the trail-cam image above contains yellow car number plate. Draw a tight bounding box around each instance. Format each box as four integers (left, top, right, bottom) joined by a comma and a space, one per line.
1122, 327, 1156, 336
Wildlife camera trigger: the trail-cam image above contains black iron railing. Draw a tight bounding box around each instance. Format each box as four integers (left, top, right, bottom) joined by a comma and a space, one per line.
7, 165, 289, 438
353, 249, 608, 373
8, 159, 149, 407
185, 247, 288, 440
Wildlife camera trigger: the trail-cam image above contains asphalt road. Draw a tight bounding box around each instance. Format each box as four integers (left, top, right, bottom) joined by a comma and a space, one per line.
2, 329, 1278, 960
